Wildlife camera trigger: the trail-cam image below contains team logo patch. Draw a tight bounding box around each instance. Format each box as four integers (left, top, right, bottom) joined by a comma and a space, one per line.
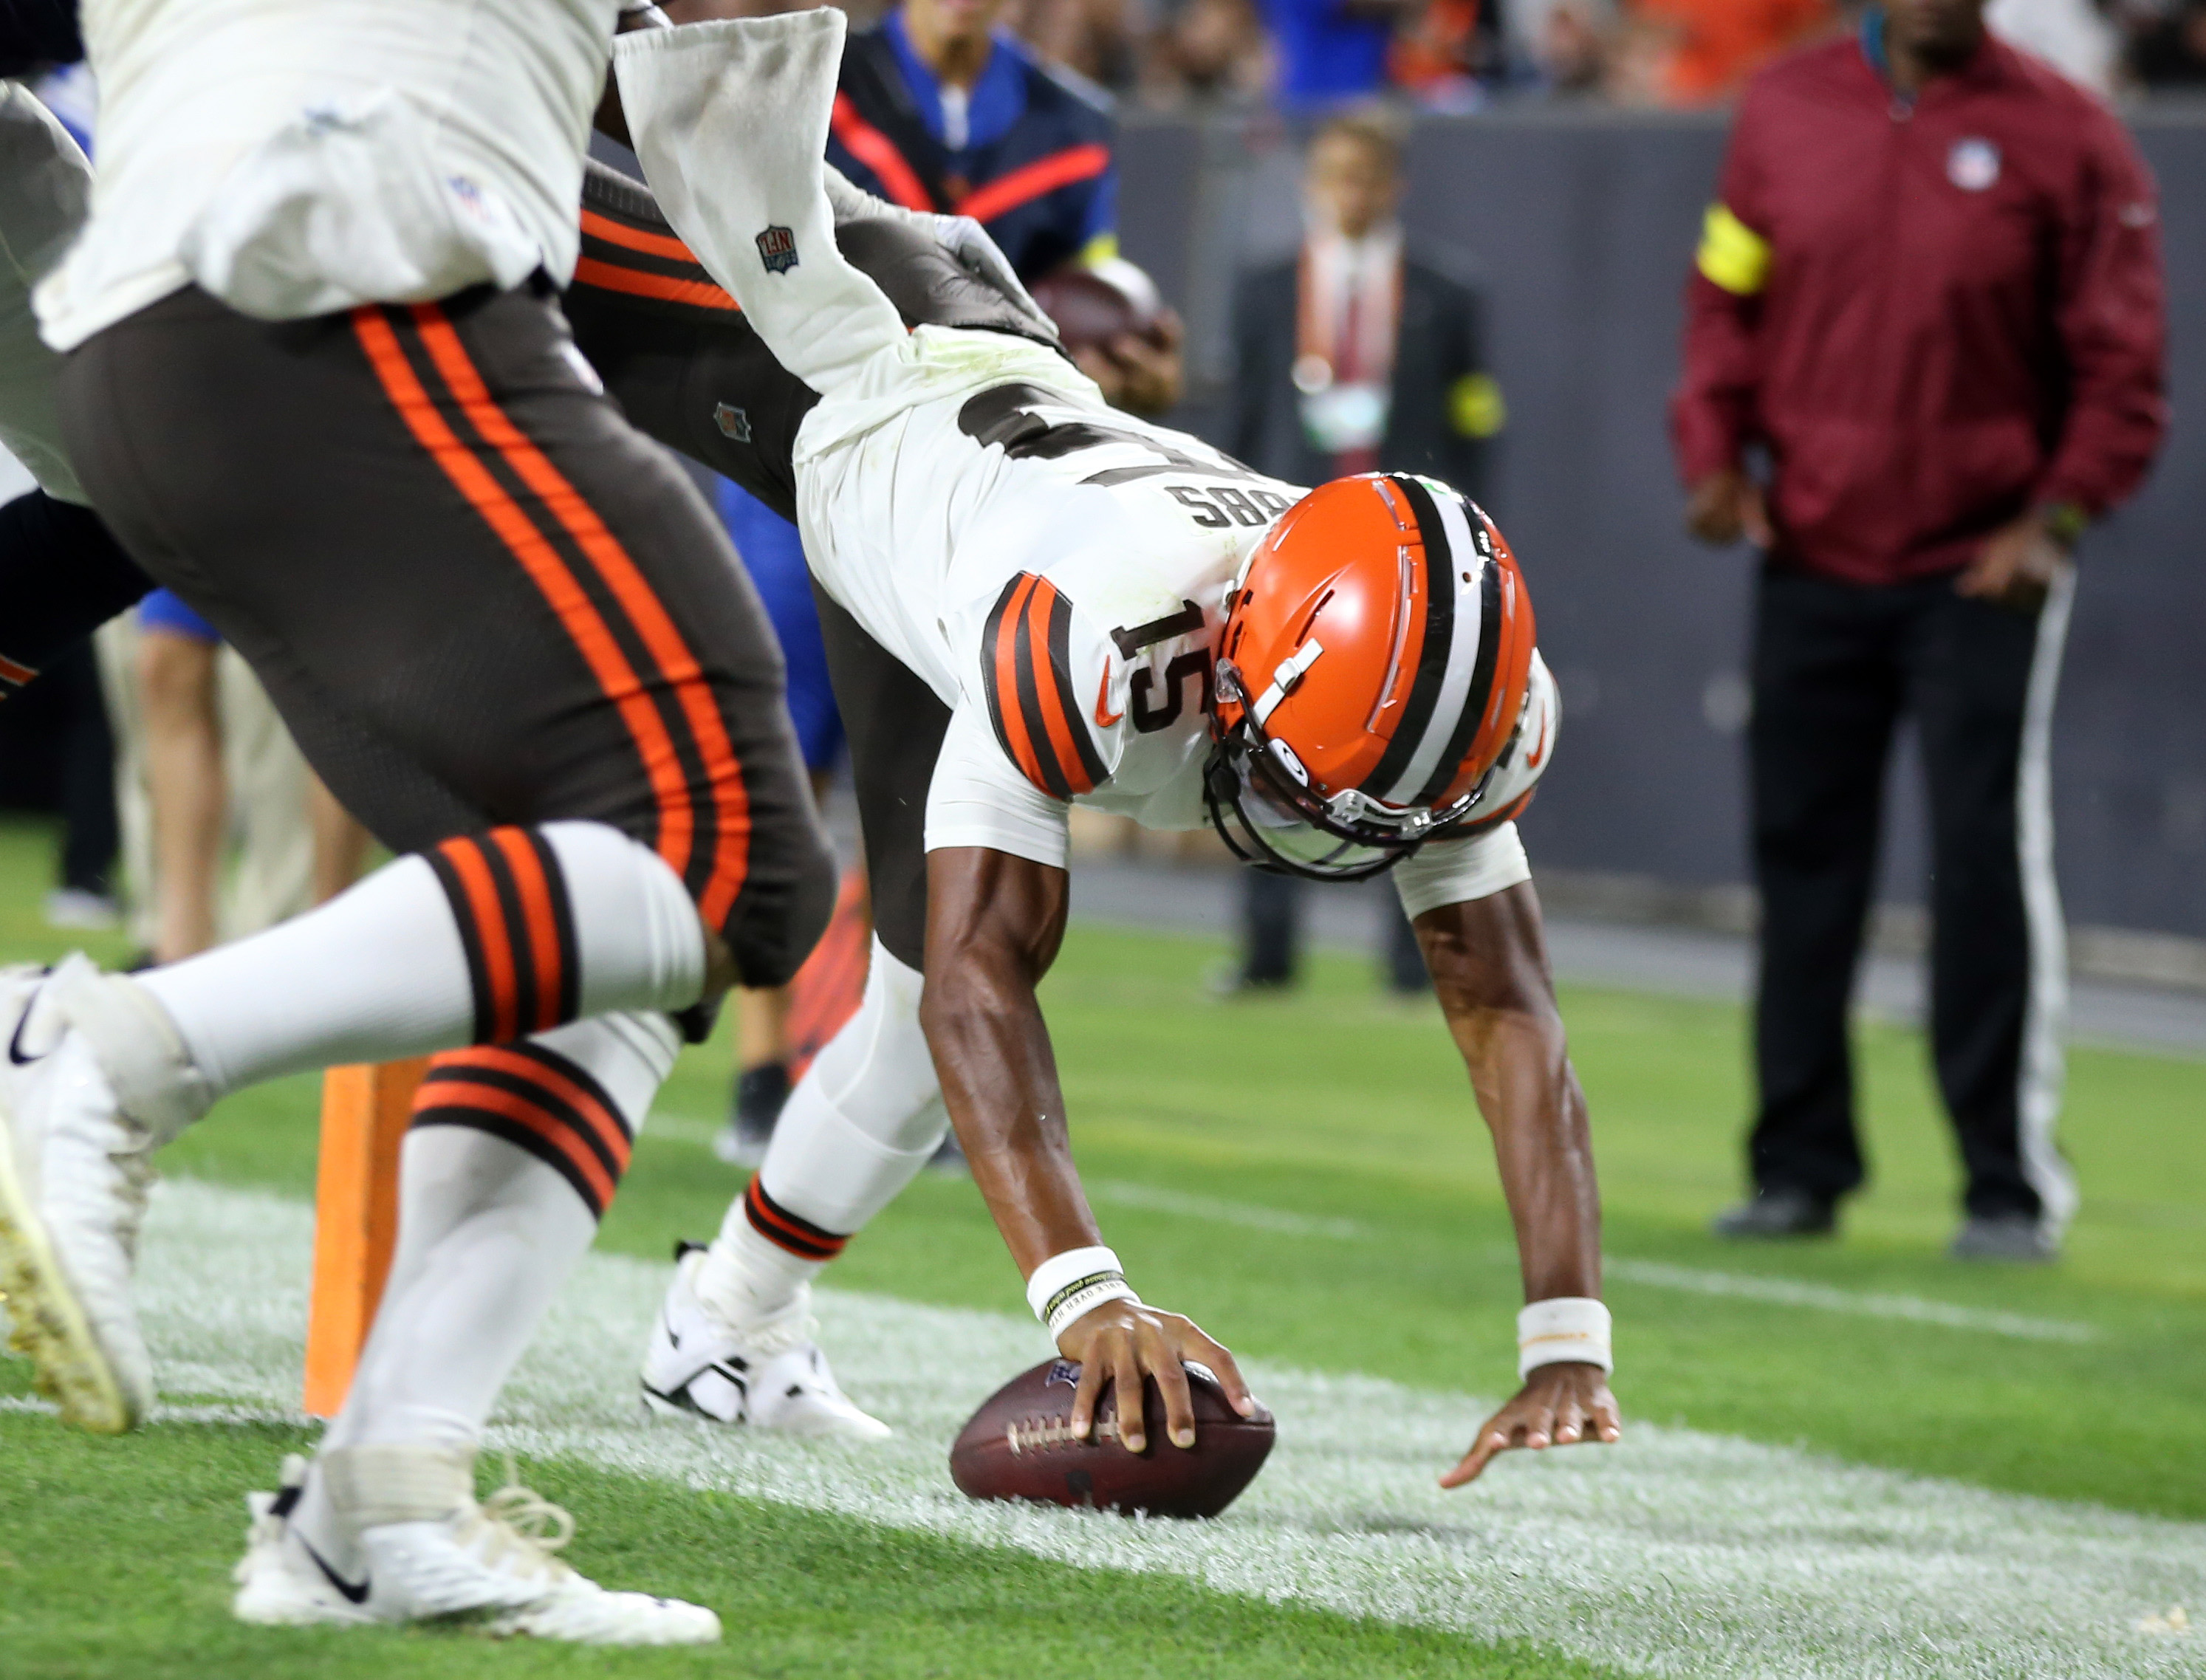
713, 402, 752, 443
755, 224, 799, 274
1948, 138, 2001, 192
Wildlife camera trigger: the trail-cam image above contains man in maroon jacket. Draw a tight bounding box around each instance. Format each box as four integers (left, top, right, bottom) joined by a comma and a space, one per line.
1671, 0, 2166, 1260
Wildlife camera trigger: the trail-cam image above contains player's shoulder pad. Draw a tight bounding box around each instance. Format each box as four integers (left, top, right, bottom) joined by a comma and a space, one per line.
980, 572, 1117, 800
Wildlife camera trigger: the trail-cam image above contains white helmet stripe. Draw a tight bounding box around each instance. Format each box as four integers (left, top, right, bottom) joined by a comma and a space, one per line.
1382, 489, 1487, 806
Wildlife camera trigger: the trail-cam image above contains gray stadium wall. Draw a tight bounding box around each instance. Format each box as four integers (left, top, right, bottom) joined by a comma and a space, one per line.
1114, 107, 2206, 944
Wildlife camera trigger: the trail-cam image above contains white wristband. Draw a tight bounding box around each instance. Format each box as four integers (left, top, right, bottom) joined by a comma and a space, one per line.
1026, 1246, 1140, 1340
1518, 1297, 1612, 1379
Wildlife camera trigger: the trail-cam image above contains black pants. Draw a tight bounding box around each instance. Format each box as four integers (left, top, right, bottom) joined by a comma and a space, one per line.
58, 281, 833, 989
1747, 566, 2073, 1222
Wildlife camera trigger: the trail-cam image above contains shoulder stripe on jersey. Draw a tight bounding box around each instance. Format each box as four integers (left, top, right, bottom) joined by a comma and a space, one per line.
1363, 476, 1455, 799
983, 572, 1106, 799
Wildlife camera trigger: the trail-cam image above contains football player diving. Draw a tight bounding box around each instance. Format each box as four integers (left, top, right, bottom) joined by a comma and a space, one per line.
581, 8, 1620, 1486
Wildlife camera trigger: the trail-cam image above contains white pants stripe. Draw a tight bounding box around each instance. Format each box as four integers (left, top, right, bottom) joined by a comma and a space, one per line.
2014, 561, 2078, 1237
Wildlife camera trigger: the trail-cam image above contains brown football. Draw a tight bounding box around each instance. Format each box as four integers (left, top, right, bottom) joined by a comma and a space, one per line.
1028, 258, 1165, 354
949, 1357, 1275, 1518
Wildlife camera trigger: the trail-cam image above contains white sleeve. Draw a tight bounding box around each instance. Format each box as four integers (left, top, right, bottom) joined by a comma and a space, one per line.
1391, 822, 1531, 919
925, 702, 1073, 869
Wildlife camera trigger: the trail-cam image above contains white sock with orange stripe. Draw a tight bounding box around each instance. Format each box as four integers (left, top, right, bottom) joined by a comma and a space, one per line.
696, 939, 944, 1326
293, 1012, 674, 1564
131, 820, 704, 1100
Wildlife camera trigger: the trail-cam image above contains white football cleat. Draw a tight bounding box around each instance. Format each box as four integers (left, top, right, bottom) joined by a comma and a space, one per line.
0, 959, 163, 1433
233, 1448, 720, 1645
640, 1243, 891, 1441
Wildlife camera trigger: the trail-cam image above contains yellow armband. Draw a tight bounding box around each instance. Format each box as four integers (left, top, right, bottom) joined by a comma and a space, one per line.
1696, 203, 1771, 297
1449, 372, 1506, 439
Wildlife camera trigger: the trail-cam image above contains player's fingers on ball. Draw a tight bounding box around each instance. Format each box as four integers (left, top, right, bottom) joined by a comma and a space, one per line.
1151, 1345, 1197, 1449
1188, 1328, 1256, 1416
1070, 1352, 1104, 1438
1112, 1345, 1148, 1453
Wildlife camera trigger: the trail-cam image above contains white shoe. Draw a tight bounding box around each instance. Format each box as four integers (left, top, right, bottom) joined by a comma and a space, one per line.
233, 1449, 720, 1645
0, 960, 157, 1432
640, 1244, 891, 1441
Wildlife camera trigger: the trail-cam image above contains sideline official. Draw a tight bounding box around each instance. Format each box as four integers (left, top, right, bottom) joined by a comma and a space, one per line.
1672, 0, 2166, 1259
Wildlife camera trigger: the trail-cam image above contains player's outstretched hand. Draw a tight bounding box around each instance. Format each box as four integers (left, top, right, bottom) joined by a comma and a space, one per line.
1440, 1362, 1620, 1489
1056, 1299, 1254, 1453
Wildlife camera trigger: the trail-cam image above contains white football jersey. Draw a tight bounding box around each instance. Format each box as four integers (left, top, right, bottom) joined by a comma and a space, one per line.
792, 327, 1556, 902
616, 18, 1550, 910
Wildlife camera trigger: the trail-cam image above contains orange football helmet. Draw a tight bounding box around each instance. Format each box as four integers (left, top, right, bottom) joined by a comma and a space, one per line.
1204, 473, 1537, 880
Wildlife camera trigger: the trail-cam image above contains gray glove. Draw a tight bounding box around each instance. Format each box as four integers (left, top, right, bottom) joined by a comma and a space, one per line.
821, 162, 1058, 343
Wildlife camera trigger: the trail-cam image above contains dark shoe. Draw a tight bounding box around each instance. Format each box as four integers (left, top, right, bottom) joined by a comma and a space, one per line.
713, 1062, 791, 1167
1950, 1213, 2057, 1263
1710, 1186, 1836, 1239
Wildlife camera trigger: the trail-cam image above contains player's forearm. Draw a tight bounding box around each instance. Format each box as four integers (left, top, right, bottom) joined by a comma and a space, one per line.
1417, 888, 1603, 1302
924, 962, 1103, 1272
920, 846, 1102, 1277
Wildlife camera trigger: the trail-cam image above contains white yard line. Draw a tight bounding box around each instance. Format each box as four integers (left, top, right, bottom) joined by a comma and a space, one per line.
1602, 1257, 2100, 1343
1088, 1179, 1369, 1240
112, 1179, 2205, 1680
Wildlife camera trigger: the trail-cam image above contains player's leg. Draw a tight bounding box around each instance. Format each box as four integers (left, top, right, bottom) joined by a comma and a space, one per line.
1911, 573, 2077, 1259
233, 1011, 717, 1639
2, 282, 829, 1451
135, 594, 226, 962
644, 592, 948, 1433
1722, 569, 1902, 1237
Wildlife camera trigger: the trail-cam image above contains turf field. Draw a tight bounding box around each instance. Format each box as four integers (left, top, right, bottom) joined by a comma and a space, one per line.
1, 815, 2202, 1678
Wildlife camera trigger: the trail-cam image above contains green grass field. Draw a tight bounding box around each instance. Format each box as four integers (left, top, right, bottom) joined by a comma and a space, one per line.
2, 816, 2202, 1678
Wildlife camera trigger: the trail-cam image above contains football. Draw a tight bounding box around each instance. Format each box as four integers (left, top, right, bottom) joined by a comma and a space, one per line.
949, 1357, 1275, 1518
1028, 257, 1166, 354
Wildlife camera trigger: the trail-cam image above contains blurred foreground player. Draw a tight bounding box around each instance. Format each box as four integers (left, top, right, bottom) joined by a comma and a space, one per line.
1675, 0, 2166, 1258
2, 0, 847, 1643
599, 10, 1617, 1482
0, 64, 153, 697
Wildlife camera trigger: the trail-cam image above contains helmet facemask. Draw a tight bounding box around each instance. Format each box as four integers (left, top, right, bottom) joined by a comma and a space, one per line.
1202, 656, 1502, 882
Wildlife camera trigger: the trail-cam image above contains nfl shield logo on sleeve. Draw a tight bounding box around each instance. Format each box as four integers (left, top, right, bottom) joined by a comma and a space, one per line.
755, 225, 799, 274
1948, 138, 2001, 192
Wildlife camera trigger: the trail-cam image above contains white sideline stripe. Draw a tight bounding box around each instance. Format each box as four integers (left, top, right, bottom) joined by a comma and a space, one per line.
2017, 563, 2080, 1236
109, 1180, 2206, 1680
1603, 1258, 2100, 1344
1089, 1179, 1368, 1240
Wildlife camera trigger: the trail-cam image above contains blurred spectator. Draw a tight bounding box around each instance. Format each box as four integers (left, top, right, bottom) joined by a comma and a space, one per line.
2123, 0, 2206, 83
1513, 0, 1622, 92
1626, 0, 1839, 103
97, 598, 369, 965
1675, 0, 2167, 1261
1390, 0, 1505, 104
1257, 0, 1419, 106
1219, 111, 1504, 995
1987, 0, 2121, 89
1140, 0, 1274, 104
1010, 0, 1143, 86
